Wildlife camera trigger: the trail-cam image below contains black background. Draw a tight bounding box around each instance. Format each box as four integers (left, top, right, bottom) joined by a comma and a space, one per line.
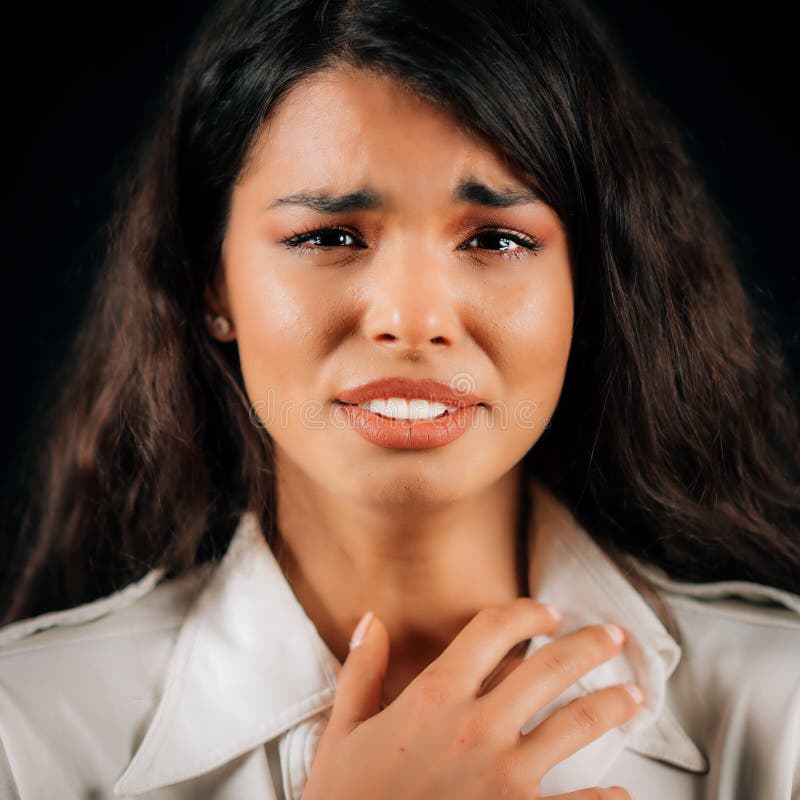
1, 1, 798, 536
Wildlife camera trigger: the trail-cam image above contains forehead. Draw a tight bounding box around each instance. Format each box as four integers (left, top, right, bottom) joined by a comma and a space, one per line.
241, 67, 528, 201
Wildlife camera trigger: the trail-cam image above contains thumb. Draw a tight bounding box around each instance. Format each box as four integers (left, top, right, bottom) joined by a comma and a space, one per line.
327, 610, 390, 736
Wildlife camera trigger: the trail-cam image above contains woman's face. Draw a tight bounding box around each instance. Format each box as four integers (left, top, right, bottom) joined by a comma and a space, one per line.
212, 66, 574, 507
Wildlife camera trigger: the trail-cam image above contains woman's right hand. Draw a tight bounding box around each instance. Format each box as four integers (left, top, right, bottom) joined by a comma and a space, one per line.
301, 598, 641, 800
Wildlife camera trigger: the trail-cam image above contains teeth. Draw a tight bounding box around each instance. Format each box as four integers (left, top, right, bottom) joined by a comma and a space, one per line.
358, 397, 458, 421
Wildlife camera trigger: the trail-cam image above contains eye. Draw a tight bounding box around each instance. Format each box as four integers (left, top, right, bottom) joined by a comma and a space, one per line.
457, 228, 544, 260
281, 225, 366, 254
279, 225, 543, 260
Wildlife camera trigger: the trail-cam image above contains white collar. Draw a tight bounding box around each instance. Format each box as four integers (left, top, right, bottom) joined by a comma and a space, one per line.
521, 477, 709, 791
114, 475, 708, 796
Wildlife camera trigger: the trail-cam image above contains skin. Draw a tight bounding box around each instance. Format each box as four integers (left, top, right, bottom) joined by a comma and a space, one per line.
206, 65, 574, 707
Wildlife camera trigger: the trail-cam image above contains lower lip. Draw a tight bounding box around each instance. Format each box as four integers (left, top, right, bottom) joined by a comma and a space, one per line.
334, 402, 483, 450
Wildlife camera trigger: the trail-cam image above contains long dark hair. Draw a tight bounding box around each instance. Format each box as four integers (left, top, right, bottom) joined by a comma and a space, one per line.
3, 0, 798, 633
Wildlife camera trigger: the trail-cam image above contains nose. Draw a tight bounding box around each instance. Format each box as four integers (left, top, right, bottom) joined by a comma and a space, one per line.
361, 246, 461, 354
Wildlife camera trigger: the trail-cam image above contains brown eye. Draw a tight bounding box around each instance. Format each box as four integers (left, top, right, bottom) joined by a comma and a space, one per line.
281, 226, 366, 253
279, 225, 543, 260
458, 229, 543, 259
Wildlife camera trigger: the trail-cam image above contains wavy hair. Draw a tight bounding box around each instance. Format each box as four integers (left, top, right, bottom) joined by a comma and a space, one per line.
2, 0, 798, 634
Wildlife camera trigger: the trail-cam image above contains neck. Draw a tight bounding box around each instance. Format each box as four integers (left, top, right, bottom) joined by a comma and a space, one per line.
272, 459, 532, 704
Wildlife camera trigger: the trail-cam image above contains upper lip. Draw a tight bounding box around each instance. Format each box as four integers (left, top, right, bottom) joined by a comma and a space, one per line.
335, 377, 486, 408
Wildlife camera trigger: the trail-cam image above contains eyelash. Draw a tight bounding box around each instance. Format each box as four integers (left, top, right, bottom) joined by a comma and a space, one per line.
280, 225, 544, 260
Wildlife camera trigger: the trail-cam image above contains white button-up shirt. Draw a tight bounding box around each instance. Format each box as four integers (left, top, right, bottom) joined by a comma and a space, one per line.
1, 476, 798, 799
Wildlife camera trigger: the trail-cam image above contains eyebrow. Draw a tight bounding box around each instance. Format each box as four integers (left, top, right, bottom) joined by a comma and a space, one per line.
267, 178, 541, 213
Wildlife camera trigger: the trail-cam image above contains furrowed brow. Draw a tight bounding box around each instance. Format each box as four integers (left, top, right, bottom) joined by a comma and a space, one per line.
267, 177, 541, 213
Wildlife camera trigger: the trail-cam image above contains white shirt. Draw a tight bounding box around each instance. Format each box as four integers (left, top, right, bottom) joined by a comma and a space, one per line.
0, 475, 798, 799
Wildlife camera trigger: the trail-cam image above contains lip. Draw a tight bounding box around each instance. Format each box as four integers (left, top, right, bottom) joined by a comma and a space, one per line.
335, 376, 486, 408
334, 402, 483, 450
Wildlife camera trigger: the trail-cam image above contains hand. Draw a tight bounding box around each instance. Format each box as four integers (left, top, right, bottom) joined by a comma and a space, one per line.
301, 597, 641, 800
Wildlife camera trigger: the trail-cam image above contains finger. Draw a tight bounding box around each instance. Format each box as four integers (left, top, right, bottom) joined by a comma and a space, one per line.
545, 787, 634, 800
424, 598, 563, 697
325, 611, 390, 739
480, 622, 627, 732
519, 683, 644, 776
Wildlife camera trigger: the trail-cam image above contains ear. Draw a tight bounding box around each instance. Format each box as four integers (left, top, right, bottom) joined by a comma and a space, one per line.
203, 260, 237, 342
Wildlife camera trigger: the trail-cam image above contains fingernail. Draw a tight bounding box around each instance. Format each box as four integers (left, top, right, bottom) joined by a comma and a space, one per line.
603, 623, 625, 645
349, 610, 374, 650
623, 684, 644, 704
544, 604, 563, 622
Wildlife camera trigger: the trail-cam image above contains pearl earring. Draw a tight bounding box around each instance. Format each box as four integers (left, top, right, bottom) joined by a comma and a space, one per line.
205, 312, 232, 336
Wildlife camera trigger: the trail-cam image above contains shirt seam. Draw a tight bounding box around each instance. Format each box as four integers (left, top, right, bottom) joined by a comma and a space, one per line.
0, 620, 186, 657
663, 594, 800, 630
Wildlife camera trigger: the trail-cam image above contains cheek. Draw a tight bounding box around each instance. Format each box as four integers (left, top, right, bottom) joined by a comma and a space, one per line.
498, 257, 574, 405
523, 280, 573, 367
222, 238, 322, 400
222, 241, 359, 432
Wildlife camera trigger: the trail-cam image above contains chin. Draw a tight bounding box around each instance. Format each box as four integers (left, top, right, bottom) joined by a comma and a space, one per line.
323, 457, 497, 510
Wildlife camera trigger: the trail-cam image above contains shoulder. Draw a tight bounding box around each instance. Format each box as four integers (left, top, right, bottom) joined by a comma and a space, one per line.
638, 563, 800, 797
665, 582, 800, 698
642, 561, 800, 683
640, 562, 800, 645
0, 563, 208, 652
0, 564, 210, 663
0, 565, 210, 797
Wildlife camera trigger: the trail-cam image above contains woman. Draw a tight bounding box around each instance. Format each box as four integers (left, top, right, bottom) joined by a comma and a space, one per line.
1, 0, 798, 798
